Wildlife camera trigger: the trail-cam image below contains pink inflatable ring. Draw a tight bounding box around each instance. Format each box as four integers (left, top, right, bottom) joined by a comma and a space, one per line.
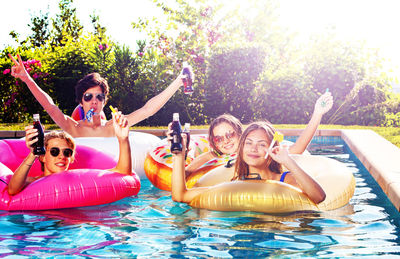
0, 139, 140, 211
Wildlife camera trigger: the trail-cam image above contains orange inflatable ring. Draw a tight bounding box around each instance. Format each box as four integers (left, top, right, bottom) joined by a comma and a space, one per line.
189, 155, 356, 213
144, 135, 236, 191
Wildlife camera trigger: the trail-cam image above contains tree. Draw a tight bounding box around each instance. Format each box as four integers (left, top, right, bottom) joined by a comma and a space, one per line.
51, 0, 83, 47
204, 46, 267, 123
28, 11, 50, 48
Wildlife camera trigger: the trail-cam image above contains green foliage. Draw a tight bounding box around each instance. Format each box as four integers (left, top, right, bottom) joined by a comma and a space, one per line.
253, 66, 315, 124
41, 36, 103, 117
0, 48, 52, 123
28, 11, 50, 48
51, 0, 83, 47
204, 45, 267, 123
0, 0, 399, 128
383, 112, 400, 127
107, 44, 141, 120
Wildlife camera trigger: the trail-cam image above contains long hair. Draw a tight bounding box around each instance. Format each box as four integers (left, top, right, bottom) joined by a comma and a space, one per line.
208, 114, 243, 156
40, 131, 76, 172
233, 121, 283, 180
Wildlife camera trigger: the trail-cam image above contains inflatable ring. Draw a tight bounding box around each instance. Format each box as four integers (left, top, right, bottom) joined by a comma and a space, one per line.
189, 155, 355, 213
74, 131, 161, 178
0, 139, 140, 211
144, 135, 236, 191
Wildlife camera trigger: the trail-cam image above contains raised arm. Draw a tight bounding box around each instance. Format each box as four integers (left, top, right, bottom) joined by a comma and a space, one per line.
171, 133, 207, 203
8, 126, 39, 195
8, 54, 77, 133
126, 66, 193, 127
269, 145, 326, 204
109, 110, 132, 175
289, 91, 333, 154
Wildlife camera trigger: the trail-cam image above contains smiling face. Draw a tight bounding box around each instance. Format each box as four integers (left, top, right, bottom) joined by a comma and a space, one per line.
41, 138, 74, 176
81, 85, 105, 116
242, 129, 270, 169
212, 122, 240, 155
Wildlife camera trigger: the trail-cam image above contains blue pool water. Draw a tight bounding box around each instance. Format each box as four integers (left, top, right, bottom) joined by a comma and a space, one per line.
1, 136, 400, 257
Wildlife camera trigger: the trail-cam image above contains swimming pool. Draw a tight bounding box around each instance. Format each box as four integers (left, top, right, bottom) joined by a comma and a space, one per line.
1, 136, 399, 257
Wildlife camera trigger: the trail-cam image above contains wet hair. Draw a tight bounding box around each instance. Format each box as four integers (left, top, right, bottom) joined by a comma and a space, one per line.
39, 131, 76, 172
233, 121, 282, 181
208, 114, 243, 156
75, 73, 109, 104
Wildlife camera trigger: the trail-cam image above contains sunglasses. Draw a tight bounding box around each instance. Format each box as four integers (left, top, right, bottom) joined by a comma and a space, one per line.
83, 93, 105, 102
213, 131, 237, 144
49, 147, 74, 158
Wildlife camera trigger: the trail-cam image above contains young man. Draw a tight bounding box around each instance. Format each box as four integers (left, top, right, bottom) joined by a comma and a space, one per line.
9, 54, 191, 137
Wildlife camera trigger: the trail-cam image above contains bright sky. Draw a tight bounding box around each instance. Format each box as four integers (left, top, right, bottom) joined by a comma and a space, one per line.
0, 0, 159, 50
278, 0, 400, 81
1, 0, 399, 81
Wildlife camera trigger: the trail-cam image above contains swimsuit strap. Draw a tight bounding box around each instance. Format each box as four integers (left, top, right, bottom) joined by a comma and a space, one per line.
240, 172, 262, 180
225, 158, 236, 168
280, 171, 290, 182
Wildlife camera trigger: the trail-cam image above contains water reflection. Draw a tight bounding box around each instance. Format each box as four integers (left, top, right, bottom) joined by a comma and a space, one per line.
1, 140, 400, 257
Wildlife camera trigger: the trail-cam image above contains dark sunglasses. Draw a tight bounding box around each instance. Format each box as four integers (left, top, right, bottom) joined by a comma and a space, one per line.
213, 131, 237, 144
83, 93, 105, 102
49, 147, 74, 158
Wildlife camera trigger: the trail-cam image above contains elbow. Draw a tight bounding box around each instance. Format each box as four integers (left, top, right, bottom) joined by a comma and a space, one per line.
313, 192, 326, 204
7, 187, 19, 196
171, 193, 184, 203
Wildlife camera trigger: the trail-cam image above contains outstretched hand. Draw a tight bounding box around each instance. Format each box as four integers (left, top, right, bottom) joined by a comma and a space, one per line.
314, 91, 333, 115
112, 109, 129, 140
8, 54, 30, 82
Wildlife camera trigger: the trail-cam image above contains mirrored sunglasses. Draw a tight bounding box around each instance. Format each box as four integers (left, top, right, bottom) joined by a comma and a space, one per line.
83, 93, 105, 102
213, 131, 237, 144
49, 147, 74, 158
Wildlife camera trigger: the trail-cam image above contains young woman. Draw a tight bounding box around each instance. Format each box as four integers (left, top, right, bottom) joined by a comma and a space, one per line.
171, 121, 326, 205
184, 91, 333, 175
8, 54, 192, 137
7, 111, 131, 195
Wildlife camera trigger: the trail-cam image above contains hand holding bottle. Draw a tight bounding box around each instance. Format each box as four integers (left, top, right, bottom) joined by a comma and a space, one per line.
181, 62, 194, 95
24, 125, 39, 154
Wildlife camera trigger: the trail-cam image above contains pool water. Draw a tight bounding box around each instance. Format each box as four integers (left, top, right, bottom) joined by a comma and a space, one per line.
1, 136, 400, 257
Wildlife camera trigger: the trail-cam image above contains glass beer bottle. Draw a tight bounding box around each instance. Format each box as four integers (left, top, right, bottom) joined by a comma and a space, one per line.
182, 62, 194, 95
183, 123, 190, 150
32, 114, 46, 155
170, 113, 183, 153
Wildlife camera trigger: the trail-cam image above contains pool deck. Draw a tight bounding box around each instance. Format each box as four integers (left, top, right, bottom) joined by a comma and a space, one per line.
1, 129, 400, 211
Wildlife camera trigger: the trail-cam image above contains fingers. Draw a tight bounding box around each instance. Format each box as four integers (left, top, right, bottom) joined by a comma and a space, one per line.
112, 110, 127, 127
181, 133, 187, 151
17, 54, 24, 66
8, 54, 18, 65
25, 126, 38, 148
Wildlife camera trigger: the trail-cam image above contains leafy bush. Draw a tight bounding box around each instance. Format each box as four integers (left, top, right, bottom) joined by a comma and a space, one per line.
204, 45, 267, 123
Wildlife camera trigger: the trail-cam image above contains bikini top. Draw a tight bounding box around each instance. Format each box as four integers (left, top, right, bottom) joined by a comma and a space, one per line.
225, 158, 290, 182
